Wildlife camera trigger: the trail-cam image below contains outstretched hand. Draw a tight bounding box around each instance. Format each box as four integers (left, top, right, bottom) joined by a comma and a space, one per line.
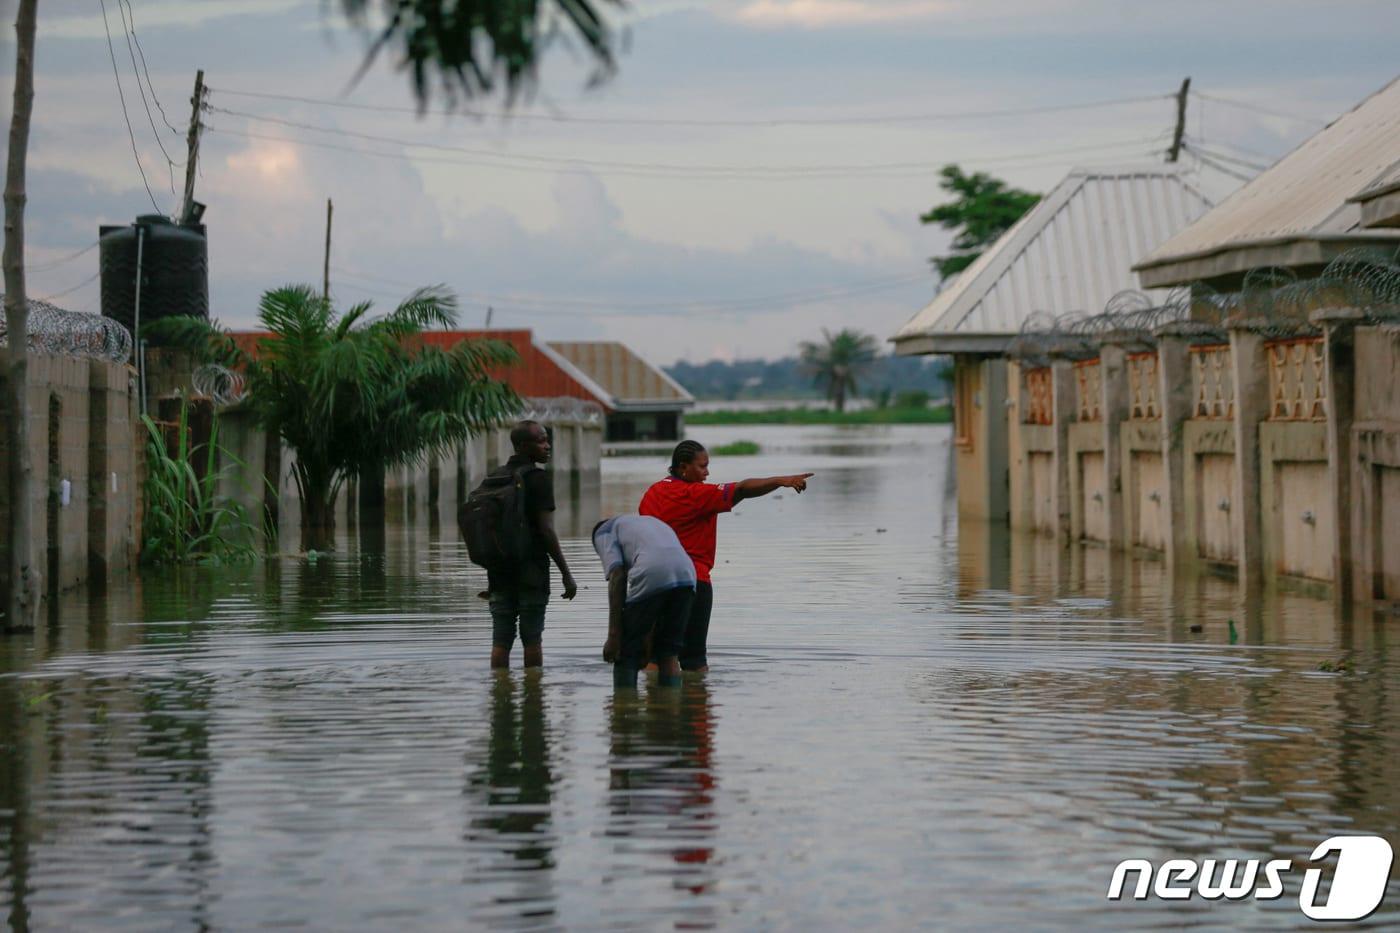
786, 473, 815, 493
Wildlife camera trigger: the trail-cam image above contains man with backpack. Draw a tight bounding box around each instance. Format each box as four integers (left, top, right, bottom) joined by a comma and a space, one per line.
460, 420, 577, 669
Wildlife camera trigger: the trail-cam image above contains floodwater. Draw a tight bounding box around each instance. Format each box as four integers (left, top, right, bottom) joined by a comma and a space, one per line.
2, 424, 1398, 930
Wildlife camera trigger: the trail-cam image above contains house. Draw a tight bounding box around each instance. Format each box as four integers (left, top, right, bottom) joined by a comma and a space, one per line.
890, 165, 1214, 523
547, 341, 695, 443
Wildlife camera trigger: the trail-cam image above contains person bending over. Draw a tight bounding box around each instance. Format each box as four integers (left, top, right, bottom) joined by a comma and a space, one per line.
593, 514, 697, 688
639, 440, 813, 673
487, 420, 577, 669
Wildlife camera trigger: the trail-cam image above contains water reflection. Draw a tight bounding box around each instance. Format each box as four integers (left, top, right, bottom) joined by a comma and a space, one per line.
604, 681, 718, 927
463, 671, 558, 925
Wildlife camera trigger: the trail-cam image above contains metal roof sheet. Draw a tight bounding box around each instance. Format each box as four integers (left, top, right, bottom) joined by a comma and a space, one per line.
1136, 76, 1400, 282
547, 341, 694, 408
892, 165, 1212, 349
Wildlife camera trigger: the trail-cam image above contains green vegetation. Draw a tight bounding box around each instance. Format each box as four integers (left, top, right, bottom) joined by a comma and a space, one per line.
141, 403, 257, 565
711, 440, 761, 455
150, 284, 521, 552
920, 165, 1041, 280
798, 329, 880, 413
689, 406, 951, 426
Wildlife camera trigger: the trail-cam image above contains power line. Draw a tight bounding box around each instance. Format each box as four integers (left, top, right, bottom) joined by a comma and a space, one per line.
26, 241, 99, 273
35, 272, 100, 305
208, 86, 1173, 128
1182, 143, 1256, 183
98, 0, 161, 213
330, 264, 931, 314
1191, 91, 1327, 126
116, 0, 181, 196
1181, 138, 1268, 171
206, 105, 1164, 176
120, 0, 182, 138
203, 122, 1162, 180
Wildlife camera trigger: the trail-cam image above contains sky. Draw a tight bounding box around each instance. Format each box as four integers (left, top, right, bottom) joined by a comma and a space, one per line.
2, 0, 1398, 364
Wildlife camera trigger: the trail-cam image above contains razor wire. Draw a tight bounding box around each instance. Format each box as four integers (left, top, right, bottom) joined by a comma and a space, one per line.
0, 297, 133, 362
191, 363, 246, 406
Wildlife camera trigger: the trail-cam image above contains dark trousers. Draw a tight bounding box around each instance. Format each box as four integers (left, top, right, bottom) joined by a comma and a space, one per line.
618, 586, 695, 668
680, 581, 713, 671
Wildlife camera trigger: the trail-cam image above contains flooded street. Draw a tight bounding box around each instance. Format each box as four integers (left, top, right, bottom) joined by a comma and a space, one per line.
2, 424, 1398, 929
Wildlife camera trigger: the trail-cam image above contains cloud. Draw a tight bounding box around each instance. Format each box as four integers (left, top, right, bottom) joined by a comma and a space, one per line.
732, 1, 953, 28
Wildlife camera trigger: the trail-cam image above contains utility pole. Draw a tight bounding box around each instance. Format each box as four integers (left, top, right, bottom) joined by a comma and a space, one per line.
323, 198, 332, 303
179, 70, 205, 224
1167, 76, 1191, 163
3, 0, 39, 631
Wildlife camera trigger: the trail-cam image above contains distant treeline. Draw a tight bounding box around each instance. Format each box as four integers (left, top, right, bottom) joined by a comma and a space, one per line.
666, 354, 951, 402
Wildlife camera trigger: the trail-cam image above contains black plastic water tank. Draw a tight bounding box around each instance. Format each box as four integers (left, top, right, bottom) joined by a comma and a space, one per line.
99, 214, 208, 338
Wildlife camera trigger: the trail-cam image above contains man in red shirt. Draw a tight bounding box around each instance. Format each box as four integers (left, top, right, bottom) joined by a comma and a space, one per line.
639, 439, 814, 672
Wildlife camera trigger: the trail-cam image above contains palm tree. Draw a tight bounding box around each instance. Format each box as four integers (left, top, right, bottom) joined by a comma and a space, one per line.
155, 284, 520, 552
799, 328, 879, 413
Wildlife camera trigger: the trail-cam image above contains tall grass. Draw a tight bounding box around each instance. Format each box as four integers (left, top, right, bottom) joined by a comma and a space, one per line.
141, 403, 258, 565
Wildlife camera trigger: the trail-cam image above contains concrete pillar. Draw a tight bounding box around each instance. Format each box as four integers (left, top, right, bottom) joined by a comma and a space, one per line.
1155, 330, 1195, 574
983, 356, 1011, 524
1314, 308, 1364, 611
1006, 360, 1030, 532
1229, 327, 1271, 592
1050, 359, 1076, 546
1098, 343, 1130, 551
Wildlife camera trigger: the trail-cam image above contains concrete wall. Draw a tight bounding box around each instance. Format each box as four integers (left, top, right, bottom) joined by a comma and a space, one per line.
1120, 420, 1164, 553
952, 355, 1010, 524
1351, 325, 1400, 605
1259, 421, 1332, 582
0, 354, 140, 605
1066, 420, 1104, 543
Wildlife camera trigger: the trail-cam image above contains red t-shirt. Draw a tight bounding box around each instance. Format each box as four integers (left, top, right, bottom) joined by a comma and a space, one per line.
638, 476, 735, 583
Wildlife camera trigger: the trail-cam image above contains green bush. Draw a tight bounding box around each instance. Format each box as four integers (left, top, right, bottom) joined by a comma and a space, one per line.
711, 440, 761, 455
141, 403, 258, 565
893, 389, 931, 409
687, 406, 952, 426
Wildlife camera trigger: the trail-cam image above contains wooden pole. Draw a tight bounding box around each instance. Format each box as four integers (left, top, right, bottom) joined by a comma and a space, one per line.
3, 0, 40, 630
323, 198, 332, 303
179, 70, 204, 223
1167, 76, 1191, 163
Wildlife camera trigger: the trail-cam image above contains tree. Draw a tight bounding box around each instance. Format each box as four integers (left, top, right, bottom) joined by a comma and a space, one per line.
920, 164, 1040, 281
3, 0, 39, 633
337, 0, 620, 107
798, 329, 879, 414
154, 284, 521, 552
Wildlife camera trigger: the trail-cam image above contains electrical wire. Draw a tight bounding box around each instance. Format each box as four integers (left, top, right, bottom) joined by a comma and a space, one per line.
208, 86, 1173, 128
35, 272, 100, 305
26, 241, 99, 273
98, 0, 161, 214
1191, 91, 1327, 126
116, 0, 181, 196
1181, 139, 1268, 171
1182, 143, 1256, 183
120, 0, 183, 138
205, 105, 1163, 176
331, 264, 930, 313
204, 122, 1162, 181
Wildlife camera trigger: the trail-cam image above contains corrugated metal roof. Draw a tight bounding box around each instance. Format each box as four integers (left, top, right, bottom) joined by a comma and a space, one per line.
548, 341, 694, 409
1136, 77, 1400, 283
1353, 156, 1400, 228
892, 165, 1212, 350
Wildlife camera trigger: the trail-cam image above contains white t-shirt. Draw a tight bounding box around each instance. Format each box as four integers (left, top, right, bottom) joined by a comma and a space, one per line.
592, 514, 697, 605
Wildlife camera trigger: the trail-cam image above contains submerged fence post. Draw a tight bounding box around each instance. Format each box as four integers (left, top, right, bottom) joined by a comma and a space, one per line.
1050, 359, 1076, 546
1155, 328, 1195, 575
1314, 307, 1363, 611
1098, 342, 1130, 551
1229, 326, 1271, 592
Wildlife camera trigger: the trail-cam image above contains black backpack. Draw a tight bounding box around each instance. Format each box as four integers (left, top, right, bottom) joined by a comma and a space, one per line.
459, 463, 537, 573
